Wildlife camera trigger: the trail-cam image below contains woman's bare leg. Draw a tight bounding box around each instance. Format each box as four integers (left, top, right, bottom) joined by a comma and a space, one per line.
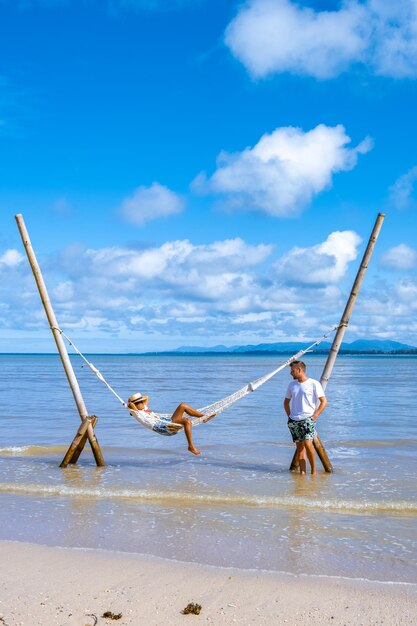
171, 403, 203, 455
171, 403, 205, 419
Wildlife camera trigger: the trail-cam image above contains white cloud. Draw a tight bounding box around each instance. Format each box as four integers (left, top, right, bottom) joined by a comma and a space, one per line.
380, 243, 417, 270
0, 249, 25, 268
79, 237, 271, 278
119, 182, 185, 226
232, 311, 273, 324
4, 232, 417, 349
370, 0, 417, 78
355, 278, 417, 342
388, 166, 417, 210
49, 233, 357, 340
225, 0, 369, 79
193, 124, 371, 216
225, 0, 417, 80
395, 280, 417, 304
80, 238, 272, 301
53, 280, 75, 302
276, 231, 362, 285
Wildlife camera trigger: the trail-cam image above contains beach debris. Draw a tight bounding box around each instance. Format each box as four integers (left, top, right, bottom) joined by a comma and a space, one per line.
102, 611, 123, 620
85, 614, 98, 626
182, 602, 202, 615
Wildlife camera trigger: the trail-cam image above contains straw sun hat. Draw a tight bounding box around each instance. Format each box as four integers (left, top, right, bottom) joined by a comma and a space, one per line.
128, 392, 147, 404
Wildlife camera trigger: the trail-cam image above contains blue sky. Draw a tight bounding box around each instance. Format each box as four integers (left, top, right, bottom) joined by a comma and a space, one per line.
1, 0, 417, 352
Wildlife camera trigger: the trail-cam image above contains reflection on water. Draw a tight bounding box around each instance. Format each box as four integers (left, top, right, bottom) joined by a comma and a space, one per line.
0, 355, 417, 582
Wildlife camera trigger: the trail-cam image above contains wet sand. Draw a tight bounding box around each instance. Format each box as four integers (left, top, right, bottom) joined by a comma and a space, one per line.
1, 540, 416, 626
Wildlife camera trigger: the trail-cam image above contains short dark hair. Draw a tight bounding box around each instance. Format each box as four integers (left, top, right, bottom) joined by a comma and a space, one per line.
290, 360, 306, 372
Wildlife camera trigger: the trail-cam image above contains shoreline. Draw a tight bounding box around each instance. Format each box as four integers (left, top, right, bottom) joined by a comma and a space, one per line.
1, 540, 416, 625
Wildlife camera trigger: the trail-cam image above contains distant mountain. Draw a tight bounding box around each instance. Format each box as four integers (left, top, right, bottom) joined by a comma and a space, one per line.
172, 339, 417, 355
233, 342, 333, 353
176, 342, 334, 353
344, 339, 416, 352
176, 344, 231, 353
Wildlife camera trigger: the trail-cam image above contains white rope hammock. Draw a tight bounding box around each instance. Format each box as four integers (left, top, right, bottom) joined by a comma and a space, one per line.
53, 325, 341, 437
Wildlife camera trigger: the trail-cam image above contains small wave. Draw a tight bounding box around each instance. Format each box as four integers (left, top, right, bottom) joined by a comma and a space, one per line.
0, 446, 31, 456
0, 445, 66, 457
0, 482, 416, 514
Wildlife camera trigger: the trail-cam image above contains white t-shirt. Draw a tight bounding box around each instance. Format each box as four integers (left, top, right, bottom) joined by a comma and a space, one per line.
285, 378, 325, 421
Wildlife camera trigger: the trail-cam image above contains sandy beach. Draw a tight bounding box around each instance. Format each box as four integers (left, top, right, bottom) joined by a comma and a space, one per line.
1, 541, 416, 626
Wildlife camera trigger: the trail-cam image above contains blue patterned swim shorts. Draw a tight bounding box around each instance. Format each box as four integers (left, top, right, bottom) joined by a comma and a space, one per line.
287, 417, 316, 442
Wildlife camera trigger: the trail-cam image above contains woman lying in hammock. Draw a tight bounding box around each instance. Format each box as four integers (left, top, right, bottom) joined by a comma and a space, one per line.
127, 392, 216, 455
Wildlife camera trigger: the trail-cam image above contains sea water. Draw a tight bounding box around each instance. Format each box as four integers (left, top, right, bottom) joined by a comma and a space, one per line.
0, 354, 416, 583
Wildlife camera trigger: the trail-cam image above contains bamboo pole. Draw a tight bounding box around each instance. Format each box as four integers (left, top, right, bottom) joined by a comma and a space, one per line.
320, 212, 385, 390
15, 214, 105, 467
290, 213, 385, 473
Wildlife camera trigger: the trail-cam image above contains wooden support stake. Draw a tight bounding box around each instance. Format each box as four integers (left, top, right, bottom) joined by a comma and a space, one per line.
311, 433, 332, 472
60, 416, 94, 468
66, 415, 98, 466
290, 213, 385, 473
15, 213, 105, 467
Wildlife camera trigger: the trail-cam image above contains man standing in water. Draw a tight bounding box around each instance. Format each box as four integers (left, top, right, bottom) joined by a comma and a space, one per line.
284, 361, 327, 475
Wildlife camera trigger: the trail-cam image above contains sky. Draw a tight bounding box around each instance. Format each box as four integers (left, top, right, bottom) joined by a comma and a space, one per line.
1, 0, 417, 353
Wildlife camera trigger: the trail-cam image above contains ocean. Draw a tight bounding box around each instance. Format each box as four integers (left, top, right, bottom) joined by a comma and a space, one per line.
0, 353, 416, 583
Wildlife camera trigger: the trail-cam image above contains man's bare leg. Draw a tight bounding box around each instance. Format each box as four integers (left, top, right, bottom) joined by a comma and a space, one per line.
296, 442, 307, 475
305, 439, 316, 475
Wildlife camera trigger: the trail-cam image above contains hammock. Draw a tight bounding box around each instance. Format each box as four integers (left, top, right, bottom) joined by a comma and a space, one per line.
54, 325, 341, 436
